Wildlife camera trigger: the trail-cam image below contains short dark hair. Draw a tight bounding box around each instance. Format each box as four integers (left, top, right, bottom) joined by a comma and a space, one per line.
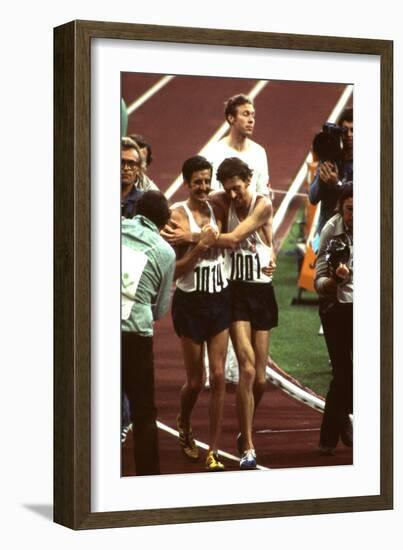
129, 133, 153, 166
181, 155, 212, 183
216, 157, 253, 184
338, 107, 353, 125
337, 181, 353, 214
136, 190, 171, 229
224, 94, 254, 122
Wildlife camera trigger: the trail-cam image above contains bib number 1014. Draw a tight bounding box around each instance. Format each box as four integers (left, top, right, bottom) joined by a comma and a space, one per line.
230, 252, 261, 281
195, 265, 224, 292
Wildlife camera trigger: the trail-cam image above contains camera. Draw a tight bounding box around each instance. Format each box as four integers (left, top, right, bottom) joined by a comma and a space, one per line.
312, 123, 347, 163
325, 237, 350, 276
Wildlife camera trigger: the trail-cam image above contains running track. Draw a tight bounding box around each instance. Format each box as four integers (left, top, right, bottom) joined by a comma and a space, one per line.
121, 74, 353, 475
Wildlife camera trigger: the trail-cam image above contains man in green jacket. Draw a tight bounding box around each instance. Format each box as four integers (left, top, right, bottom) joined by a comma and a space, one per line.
121, 190, 175, 475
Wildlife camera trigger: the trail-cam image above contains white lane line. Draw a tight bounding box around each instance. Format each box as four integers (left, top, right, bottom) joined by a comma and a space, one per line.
273, 153, 313, 234
266, 365, 326, 412
327, 84, 354, 124
164, 80, 269, 200
156, 420, 270, 471
127, 75, 175, 115
266, 364, 354, 424
271, 188, 308, 199
272, 84, 353, 234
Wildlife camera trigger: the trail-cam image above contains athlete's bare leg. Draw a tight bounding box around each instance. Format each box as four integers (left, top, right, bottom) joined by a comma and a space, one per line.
252, 329, 270, 413
178, 336, 204, 431
231, 321, 256, 451
206, 329, 229, 452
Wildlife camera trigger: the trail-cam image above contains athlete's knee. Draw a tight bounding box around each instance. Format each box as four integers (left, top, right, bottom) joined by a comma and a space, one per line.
209, 368, 225, 390
188, 378, 203, 395
239, 364, 256, 386
236, 348, 255, 369
183, 374, 203, 395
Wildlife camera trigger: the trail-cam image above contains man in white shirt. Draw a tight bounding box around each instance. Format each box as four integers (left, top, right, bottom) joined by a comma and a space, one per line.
206, 93, 270, 196
205, 94, 271, 382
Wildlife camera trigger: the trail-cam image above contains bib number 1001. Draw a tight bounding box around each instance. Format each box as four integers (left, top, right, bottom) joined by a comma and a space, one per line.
195, 265, 224, 292
230, 252, 261, 281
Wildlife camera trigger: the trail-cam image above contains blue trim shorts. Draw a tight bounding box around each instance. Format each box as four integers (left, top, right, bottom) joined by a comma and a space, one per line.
171, 286, 231, 344
228, 280, 278, 331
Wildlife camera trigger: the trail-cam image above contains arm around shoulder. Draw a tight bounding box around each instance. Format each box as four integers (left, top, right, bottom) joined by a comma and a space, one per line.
217, 197, 272, 249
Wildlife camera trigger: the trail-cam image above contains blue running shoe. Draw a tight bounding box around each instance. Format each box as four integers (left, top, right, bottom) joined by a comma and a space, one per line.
240, 449, 257, 469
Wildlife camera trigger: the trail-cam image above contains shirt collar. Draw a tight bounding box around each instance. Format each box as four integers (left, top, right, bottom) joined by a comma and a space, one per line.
135, 215, 160, 234
331, 214, 353, 242
122, 183, 142, 205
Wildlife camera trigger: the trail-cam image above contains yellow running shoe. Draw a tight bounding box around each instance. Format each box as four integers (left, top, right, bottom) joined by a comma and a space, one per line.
177, 415, 199, 460
205, 451, 225, 472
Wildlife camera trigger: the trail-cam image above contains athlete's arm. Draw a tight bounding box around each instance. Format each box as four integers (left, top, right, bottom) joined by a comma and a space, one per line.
161, 219, 197, 245
161, 192, 226, 245
163, 208, 197, 279
216, 197, 273, 249
173, 226, 217, 280
160, 207, 192, 245
208, 191, 228, 233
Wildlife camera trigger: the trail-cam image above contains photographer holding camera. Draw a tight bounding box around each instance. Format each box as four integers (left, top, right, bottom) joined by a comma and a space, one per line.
309, 107, 353, 234
314, 183, 353, 455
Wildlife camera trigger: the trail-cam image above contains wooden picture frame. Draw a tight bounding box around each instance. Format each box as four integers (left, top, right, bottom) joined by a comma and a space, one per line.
54, 19, 393, 529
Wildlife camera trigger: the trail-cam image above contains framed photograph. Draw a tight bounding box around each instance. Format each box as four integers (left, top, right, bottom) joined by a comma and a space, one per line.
54, 20, 393, 529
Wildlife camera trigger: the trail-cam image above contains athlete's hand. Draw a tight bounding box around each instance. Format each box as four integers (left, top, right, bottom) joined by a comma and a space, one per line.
199, 225, 218, 248
262, 258, 277, 277
161, 220, 193, 245
319, 161, 339, 186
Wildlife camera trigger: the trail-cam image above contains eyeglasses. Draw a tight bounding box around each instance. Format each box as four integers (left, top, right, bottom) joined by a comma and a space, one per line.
121, 159, 141, 170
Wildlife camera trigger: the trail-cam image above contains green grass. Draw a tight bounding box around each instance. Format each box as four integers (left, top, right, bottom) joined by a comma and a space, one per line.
270, 212, 331, 398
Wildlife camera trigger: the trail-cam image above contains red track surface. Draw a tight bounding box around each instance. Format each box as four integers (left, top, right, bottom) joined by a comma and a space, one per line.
121, 74, 353, 475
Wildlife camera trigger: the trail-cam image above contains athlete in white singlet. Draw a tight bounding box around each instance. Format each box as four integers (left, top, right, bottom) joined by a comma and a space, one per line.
176, 202, 227, 294
225, 193, 273, 284
211, 157, 278, 469
169, 156, 230, 472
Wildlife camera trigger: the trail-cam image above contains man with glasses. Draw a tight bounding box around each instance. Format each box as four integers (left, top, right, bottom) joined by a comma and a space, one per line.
120, 136, 145, 446
129, 133, 160, 192
121, 136, 145, 219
